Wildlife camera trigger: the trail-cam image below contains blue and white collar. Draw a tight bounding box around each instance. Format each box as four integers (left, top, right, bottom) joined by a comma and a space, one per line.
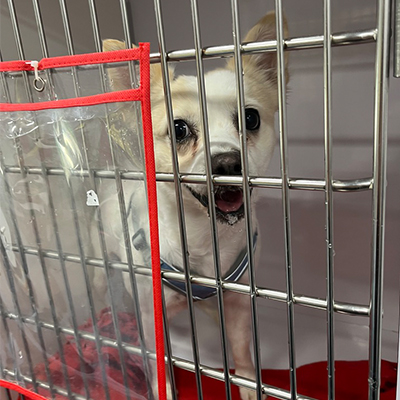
160, 232, 258, 301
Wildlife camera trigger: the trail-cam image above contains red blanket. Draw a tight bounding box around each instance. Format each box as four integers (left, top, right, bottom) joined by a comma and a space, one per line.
175, 360, 397, 399
18, 308, 396, 399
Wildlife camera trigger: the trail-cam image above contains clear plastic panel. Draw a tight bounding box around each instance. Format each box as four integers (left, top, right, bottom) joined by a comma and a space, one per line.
0, 99, 158, 400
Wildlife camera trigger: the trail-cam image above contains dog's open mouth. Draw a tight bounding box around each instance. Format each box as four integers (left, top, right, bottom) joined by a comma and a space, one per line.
186, 185, 246, 225
215, 188, 243, 213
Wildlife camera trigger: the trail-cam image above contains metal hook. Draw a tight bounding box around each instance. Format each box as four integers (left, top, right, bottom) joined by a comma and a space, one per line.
26, 60, 46, 92
33, 76, 46, 92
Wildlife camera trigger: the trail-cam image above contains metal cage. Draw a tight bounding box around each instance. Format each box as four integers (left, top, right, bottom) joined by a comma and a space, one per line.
0, 0, 399, 400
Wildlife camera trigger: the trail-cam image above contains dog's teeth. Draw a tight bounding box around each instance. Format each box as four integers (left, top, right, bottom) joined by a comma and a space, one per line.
226, 213, 239, 225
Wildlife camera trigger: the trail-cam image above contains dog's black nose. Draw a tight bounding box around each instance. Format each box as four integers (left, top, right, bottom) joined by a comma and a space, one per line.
211, 151, 242, 175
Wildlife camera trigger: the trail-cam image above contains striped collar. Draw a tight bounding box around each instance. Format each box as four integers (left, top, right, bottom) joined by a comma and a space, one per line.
160, 232, 258, 301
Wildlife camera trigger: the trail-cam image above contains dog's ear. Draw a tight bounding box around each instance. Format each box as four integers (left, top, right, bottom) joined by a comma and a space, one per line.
227, 11, 289, 84
102, 39, 132, 91
102, 39, 174, 93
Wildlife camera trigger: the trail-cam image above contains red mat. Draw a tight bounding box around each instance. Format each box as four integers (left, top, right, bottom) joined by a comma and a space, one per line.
3, 308, 394, 400
174, 360, 397, 399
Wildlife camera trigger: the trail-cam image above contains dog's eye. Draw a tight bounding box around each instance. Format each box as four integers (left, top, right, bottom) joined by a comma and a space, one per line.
245, 108, 260, 131
174, 119, 191, 142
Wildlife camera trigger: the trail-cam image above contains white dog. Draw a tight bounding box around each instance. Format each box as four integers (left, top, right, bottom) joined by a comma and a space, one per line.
97, 11, 288, 400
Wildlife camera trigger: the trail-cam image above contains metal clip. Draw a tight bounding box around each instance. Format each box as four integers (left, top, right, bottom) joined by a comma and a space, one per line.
26, 60, 46, 92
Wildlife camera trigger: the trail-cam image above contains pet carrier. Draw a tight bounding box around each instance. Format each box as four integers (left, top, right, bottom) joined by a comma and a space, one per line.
0, 0, 399, 400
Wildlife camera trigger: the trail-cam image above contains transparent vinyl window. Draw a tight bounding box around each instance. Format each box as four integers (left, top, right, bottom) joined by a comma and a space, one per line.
0, 100, 158, 400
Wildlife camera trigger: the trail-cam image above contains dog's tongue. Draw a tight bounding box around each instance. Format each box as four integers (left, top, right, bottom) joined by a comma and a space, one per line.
215, 190, 243, 213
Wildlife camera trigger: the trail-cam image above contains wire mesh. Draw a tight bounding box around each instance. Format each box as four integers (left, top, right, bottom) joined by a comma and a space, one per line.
0, 1, 394, 400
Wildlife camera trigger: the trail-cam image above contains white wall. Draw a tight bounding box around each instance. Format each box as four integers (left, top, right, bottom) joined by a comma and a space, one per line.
1, 0, 399, 371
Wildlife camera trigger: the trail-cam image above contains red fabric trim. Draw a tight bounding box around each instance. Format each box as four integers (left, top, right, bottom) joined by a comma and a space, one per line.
0, 379, 48, 400
0, 45, 144, 111
0, 88, 141, 112
0, 46, 141, 72
0, 60, 29, 72
139, 42, 167, 400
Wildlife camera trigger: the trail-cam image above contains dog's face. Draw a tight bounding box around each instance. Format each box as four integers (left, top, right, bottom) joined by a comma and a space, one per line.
104, 12, 288, 225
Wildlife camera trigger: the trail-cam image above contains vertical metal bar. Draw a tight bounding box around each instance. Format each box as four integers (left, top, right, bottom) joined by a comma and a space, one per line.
117, 0, 144, 146
31, 0, 49, 59
274, 2, 298, 399
87, 0, 103, 53
161, 290, 177, 400
323, 0, 335, 399
0, 53, 11, 100
30, 0, 58, 101
229, 1, 263, 399
5, 0, 31, 98
394, 0, 400, 77
57, 2, 134, 400
116, 0, 149, 199
87, 1, 153, 397
188, 0, 232, 399
117, 0, 146, 166
369, 0, 391, 399
0, 265, 23, 387
119, 0, 136, 48
152, 1, 204, 399
4, 388, 13, 400
0, 354, 15, 400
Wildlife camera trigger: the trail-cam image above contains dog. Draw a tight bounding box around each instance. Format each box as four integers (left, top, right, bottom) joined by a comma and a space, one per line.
97, 11, 289, 400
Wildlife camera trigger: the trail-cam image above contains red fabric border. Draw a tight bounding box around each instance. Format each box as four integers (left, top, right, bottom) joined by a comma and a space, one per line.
0, 45, 143, 111
139, 42, 167, 400
0, 46, 141, 72
0, 46, 144, 111
0, 60, 29, 72
0, 88, 141, 112
0, 379, 47, 400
